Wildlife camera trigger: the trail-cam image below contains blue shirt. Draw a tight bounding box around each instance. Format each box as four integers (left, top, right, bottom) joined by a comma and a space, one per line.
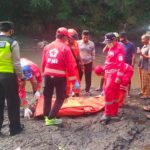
121, 41, 135, 65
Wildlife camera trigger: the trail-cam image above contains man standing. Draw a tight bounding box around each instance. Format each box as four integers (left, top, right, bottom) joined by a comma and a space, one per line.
0, 21, 24, 135
137, 34, 150, 99
42, 27, 80, 126
119, 32, 136, 97
78, 30, 95, 95
100, 33, 124, 124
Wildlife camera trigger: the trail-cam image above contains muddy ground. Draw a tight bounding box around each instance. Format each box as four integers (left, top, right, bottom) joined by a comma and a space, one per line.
0, 88, 150, 150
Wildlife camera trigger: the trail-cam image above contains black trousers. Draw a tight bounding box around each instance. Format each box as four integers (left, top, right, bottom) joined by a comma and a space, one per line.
0, 73, 21, 130
79, 62, 92, 92
43, 75, 66, 119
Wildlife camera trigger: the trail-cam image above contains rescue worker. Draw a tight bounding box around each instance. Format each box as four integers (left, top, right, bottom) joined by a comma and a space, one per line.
66, 28, 83, 97
118, 63, 134, 107
18, 58, 42, 119
100, 32, 125, 124
78, 30, 95, 95
42, 27, 80, 126
0, 21, 24, 136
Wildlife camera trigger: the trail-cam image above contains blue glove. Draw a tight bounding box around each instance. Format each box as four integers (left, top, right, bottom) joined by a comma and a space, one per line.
74, 80, 80, 90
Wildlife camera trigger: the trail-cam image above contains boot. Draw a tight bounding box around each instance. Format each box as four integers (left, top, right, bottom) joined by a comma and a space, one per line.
100, 114, 111, 125
9, 124, 24, 136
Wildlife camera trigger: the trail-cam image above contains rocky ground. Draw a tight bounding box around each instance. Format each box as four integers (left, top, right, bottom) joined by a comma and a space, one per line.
0, 88, 150, 150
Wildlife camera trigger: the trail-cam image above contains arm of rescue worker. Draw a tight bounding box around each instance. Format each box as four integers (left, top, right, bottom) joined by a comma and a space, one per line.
65, 46, 77, 82
11, 41, 24, 79
103, 45, 109, 53
115, 47, 125, 84
41, 47, 47, 73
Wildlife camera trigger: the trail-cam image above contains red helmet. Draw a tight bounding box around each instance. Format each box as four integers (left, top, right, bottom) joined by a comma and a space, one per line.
68, 28, 78, 40
94, 65, 104, 76
56, 27, 69, 37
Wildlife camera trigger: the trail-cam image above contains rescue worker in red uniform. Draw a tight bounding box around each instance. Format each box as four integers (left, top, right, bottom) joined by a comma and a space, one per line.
18, 58, 42, 118
100, 33, 125, 124
118, 63, 134, 107
66, 29, 83, 97
42, 27, 80, 126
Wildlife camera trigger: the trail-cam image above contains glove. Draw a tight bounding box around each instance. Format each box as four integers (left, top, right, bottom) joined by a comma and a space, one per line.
74, 80, 80, 90
24, 108, 33, 119
34, 91, 40, 99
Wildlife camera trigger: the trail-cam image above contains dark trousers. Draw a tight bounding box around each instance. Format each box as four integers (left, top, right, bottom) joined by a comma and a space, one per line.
79, 62, 92, 92
43, 75, 66, 119
0, 73, 21, 130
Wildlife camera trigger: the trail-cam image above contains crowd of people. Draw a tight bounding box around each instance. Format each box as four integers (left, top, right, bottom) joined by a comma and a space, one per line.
0, 21, 150, 136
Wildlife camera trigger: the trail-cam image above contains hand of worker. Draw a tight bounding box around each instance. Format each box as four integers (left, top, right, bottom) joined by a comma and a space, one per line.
24, 108, 33, 119
74, 80, 80, 90
115, 77, 121, 84
34, 91, 40, 99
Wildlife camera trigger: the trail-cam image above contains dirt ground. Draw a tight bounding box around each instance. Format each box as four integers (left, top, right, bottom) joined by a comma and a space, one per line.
0, 88, 150, 150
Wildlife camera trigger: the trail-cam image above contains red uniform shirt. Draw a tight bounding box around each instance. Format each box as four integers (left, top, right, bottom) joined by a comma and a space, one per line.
104, 42, 125, 80
21, 58, 42, 89
41, 39, 76, 81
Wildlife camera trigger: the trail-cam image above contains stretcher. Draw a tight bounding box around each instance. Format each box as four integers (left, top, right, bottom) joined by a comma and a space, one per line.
34, 96, 105, 117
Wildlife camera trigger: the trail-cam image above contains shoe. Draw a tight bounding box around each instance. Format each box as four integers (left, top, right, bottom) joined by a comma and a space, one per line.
143, 106, 150, 112
138, 92, 143, 96
45, 116, 62, 126
140, 96, 149, 100
146, 114, 150, 119
100, 115, 111, 125
85, 92, 92, 96
100, 91, 104, 96
95, 88, 101, 91
126, 94, 131, 98
10, 124, 24, 136
72, 93, 79, 97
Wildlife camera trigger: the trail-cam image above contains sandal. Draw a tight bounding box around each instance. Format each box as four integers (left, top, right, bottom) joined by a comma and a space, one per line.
140, 96, 149, 99
146, 114, 150, 119
143, 106, 150, 112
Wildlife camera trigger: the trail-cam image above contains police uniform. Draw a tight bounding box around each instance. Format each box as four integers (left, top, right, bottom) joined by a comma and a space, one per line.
0, 21, 23, 135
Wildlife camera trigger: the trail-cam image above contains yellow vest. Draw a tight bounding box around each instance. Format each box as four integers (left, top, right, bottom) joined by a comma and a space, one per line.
0, 35, 14, 73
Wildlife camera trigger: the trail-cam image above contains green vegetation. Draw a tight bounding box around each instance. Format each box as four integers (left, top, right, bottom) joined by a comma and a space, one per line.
0, 0, 149, 36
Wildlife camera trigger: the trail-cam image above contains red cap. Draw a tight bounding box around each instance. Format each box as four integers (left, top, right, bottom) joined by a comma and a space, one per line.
94, 65, 104, 76
56, 27, 69, 37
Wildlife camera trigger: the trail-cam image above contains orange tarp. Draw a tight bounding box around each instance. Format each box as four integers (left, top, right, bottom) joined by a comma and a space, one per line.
34, 96, 105, 117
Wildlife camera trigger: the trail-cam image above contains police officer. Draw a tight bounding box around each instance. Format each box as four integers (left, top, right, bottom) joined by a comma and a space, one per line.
0, 21, 24, 136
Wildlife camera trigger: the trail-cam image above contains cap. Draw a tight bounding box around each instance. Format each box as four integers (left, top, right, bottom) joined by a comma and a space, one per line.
119, 32, 127, 38
103, 32, 116, 44
68, 28, 78, 40
82, 30, 90, 35
0, 21, 14, 32
22, 65, 32, 79
56, 27, 69, 37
